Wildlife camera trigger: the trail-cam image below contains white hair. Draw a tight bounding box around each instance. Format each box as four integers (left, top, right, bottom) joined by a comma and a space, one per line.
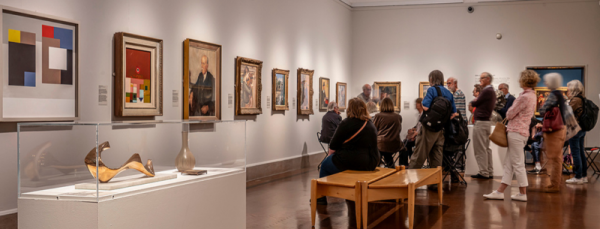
327, 101, 338, 111
567, 80, 584, 98
544, 73, 563, 90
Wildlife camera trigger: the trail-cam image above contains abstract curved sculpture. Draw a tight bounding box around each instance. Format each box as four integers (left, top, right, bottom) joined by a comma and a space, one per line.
84, 141, 155, 183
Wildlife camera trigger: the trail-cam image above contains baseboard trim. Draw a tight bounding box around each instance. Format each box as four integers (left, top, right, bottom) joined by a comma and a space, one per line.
246, 151, 326, 181
0, 208, 17, 216
247, 150, 324, 167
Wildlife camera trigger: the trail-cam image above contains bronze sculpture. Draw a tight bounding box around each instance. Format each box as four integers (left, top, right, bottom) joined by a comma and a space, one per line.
84, 141, 155, 183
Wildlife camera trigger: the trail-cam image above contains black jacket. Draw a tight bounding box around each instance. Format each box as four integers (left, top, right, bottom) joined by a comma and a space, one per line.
190, 71, 215, 116
320, 111, 342, 143
330, 118, 380, 171
499, 94, 516, 119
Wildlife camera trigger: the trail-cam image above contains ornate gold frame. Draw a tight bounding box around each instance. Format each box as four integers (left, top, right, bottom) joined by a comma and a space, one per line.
114, 32, 163, 117
534, 87, 567, 116
297, 68, 314, 115
318, 77, 330, 111
374, 81, 401, 112
235, 56, 262, 115
336, 82, 347, 110
183, 38, 221, 120
272, 68, 289, 111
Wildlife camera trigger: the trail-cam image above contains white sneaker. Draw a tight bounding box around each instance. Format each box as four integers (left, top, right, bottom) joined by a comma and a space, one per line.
582, 177, 589, 183
535, 164, 542, 171
511, 193, 527, 202
483, 190, 504, 200
566, 177, 583, 184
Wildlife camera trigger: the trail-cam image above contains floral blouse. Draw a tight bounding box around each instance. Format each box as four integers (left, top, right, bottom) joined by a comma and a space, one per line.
506, 88, 536, 137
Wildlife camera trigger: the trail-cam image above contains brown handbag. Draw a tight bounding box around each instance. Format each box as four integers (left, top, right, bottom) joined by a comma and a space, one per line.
489, 119, 508, 147
543, 106, 564, 132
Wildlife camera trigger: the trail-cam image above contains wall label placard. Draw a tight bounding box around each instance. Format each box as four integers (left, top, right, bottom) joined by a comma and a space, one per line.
172, 90, 178, 107
292, 97, 295, 109
266, 96, 271, 109
98, 85, 108, 106
228, 93, 233, 108
404, 101, 409, 110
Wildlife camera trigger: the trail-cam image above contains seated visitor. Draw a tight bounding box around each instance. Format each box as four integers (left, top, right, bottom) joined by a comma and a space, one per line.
528, 123, 544, 173
319, 101, 342, 144
402, 98, 423, 166
373, 98, 403, 168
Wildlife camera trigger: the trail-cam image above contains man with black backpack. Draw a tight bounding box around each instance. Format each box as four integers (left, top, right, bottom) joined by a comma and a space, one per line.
470, 72, 497, 179
409, 70, 458, 174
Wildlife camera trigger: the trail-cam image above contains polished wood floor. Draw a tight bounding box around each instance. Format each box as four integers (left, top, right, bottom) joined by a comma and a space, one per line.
246, 167, 600, 229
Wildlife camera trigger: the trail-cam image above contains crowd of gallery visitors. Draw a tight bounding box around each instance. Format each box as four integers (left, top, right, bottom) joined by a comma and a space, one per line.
317, 69, 594, 204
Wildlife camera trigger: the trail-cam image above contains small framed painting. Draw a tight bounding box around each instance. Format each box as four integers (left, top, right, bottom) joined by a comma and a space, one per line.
297, 68, 314, 115
336, 82, 347, 110
114, 32, 163, 117
272, 69, 289, 111
534, 87, 567, 116
419, 81, 446, 98
0, 6, 80, 121
183, 38, 221, 120
318, 77, 330, 110
235, 56, 262, 115
374, 81, 401, 112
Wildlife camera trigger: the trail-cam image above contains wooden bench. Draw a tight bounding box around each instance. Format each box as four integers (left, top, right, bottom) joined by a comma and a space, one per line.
360, 166, 443, 229
310, 167, 399, 228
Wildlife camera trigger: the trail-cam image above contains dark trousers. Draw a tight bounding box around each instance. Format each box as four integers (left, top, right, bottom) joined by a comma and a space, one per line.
319, 155, 343, 178
380, 151, 396, 168
569, 131, 587, 179
400, 140, 415, 166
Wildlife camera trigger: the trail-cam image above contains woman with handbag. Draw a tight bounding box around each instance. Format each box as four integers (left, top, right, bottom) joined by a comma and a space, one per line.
484, 70, 540, 201
538, 73, 581, 192
316, 98, 380, 205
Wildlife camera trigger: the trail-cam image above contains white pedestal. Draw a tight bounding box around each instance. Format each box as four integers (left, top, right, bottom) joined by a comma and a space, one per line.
465, 125, 507, 177
18, 169, 246, 229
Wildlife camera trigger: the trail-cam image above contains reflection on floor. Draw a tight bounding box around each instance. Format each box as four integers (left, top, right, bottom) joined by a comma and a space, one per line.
246, 167, 600, 229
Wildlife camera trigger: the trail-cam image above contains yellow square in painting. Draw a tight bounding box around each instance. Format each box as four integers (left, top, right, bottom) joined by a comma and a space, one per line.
143, 80, 151, 103
8, 29, 20, 43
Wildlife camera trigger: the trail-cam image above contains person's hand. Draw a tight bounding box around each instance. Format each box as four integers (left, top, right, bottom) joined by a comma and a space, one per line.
201, 105, 209, 114
451, 113, 458, 119
328, 149, 336, 156
535, 123, 543, 128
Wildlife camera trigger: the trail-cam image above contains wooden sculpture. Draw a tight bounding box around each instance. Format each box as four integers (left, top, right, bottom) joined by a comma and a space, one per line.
84, 141, 155, 183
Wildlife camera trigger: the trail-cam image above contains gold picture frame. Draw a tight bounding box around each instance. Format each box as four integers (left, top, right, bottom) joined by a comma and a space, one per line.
183, 38, 221, 120
114, 32, 163, 117
336, 82, 347, 110
318, 77, 330, 111
297, 68, 314, 115
374, 81, 401, 112
534, 87, 567, 116
235, 56, 262, 115
272, 68, 289, 111
419, 81, 447, 99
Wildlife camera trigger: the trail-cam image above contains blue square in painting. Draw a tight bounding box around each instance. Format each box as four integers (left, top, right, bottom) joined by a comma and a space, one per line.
24, 72, 35, 87
53, 27, 73, 50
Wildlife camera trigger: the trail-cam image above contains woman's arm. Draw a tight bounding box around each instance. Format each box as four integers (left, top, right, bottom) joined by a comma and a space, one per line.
506, 96, 524, 120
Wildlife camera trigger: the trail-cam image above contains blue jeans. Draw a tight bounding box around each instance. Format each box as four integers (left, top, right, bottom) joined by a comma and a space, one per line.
569, 130, 587, 179
532, 141, 542, 162
319, 155, 344, 178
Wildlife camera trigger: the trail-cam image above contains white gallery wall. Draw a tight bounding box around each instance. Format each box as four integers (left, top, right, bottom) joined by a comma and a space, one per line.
0, 0, 352, 213
350, 0, 600, 141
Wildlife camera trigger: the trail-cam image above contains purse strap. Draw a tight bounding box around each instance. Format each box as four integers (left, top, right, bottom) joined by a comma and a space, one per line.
344, 120, 368, 144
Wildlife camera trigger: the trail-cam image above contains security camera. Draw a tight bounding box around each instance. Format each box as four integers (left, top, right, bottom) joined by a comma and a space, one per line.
468, 6, 474, 13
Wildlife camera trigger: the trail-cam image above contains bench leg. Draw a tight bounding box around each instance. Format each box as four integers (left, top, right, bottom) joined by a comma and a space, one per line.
438, 168, 443, 205
362, 181, 369, 229
311, 179, 317, 226
355, 182, 362, 229
408, 183, 415, 229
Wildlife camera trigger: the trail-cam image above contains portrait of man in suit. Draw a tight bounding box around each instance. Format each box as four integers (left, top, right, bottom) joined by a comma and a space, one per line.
189, 55, 215, 116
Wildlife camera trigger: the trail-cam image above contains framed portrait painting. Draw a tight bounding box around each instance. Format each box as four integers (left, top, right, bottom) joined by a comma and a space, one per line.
318, 77, 330, 110
235, 57, 262, 115
272, 68, 289, 111
183, 39, 221, 120
534, 87, 567, 116
336, 82, 347, 110
0, 6, 80, 121
297, 68, 314, 115
114, 32, 163, 117
374, 81, 401, 112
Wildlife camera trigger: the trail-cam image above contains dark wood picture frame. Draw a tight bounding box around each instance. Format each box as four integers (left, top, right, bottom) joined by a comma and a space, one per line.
183, 38, 221, 120
297, 68, 314, 115
374, 81, 401, 112
114, 32, 163, 117
272, 68, 289, 111
336, 82, 347, 110
235, 56, 262, 115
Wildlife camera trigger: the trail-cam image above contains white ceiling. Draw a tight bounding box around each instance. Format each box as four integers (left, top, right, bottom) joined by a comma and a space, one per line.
340, 0, 528, 7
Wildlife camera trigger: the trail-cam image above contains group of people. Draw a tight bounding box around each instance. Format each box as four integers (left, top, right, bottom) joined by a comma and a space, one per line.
317, 69, 592, 205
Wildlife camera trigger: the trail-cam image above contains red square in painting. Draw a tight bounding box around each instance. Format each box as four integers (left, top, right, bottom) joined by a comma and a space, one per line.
125, 48, 151, 80
42, 25, 54, 38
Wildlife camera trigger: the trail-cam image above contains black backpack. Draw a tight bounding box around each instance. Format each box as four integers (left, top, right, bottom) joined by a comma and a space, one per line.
576, 96, 599, 131
419, 86, 452, 132
444, 110, 469, 145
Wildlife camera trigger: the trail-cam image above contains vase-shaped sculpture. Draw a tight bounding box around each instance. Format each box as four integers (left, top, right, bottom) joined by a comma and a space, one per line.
175, 131, 196, 172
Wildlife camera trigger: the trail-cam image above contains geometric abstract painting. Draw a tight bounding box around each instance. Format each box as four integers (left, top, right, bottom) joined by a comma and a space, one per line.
125, 48, 151, 104
42, 25, 73, 85
8, 29, 36, 87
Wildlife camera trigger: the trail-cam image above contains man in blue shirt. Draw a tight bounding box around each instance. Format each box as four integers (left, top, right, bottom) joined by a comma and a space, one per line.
409, 70, 458, 182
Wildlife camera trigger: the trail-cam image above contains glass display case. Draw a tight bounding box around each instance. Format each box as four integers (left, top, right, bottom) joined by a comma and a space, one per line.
17, 120, 246, 202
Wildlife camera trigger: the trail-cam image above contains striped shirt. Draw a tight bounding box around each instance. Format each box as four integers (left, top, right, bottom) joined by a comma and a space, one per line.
453, 89, 466, 120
